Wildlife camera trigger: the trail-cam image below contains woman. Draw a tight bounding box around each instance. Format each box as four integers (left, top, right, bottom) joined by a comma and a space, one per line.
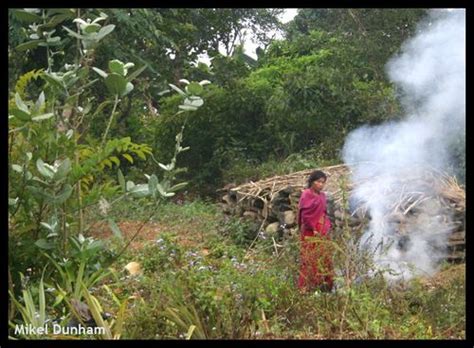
297, 170, 333, 292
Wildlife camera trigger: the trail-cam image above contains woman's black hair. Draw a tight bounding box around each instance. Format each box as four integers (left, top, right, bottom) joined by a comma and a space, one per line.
307, 170, 327, 188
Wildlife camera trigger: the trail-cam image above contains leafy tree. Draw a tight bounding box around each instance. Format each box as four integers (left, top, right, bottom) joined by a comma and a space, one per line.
152, 27, 401, 193
8, 8, 208, 287
95, 8, 283, 84
285, 8, 428, 80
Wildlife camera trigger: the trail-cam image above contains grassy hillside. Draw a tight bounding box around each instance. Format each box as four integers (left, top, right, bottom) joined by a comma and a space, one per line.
81, 200, 465, 339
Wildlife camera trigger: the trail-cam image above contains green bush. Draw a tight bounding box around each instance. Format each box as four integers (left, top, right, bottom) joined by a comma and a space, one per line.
150, 30, 400, 195
220, 216, 260, 247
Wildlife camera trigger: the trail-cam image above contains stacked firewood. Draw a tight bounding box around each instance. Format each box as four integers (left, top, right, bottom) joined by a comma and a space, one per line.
218, 164, 465, 262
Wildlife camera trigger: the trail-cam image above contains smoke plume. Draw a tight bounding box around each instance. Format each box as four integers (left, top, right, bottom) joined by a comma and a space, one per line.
342, 9, 465, 281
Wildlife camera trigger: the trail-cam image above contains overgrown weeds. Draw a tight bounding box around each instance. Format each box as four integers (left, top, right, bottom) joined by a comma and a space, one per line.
9, 199, 465, 339
116, 200, 464, 339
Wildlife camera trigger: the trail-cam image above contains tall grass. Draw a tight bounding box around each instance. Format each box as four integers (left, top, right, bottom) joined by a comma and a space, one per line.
117, 199, 464, 339
10, 198, 464, 339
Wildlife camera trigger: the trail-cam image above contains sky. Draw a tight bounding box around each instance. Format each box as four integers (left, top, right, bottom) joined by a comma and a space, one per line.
243, 8, 298, 59
197, 8, 298, 65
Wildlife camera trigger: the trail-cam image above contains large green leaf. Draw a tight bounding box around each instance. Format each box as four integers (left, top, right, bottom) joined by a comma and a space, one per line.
186, 82, 204, 95
36, 158, 55, 179
85, 240, 105, 253
169, 83, 186, 96
81, 284, 113, 339
92, 67, 108, 78
41, 12, 74, 28
38, 274, 46, 325
178, 104, 198, 111
95, 24, 115, 41
46, 35, 61, 43
169, 182, 188, 192
15, 40, 43, 51
53, 158, 71, 181
10, 108, 32, 121
158, 162, 172, 171
148, 174, 159, 197
40, 221, 56, 233
108, 218, 123, 239
15, 93, 29, 113
126, 64, 148, 82
46, 8, 75, 16
26, 185, 53, 202
55, 185, 73, 204
62, 26, 86, 40
123, 62, 135, 72
35, 239, 54, 250
41, 72, 65, 92
12, 9, 42, 23
108, 60, 125, 76
123, 82, 134, 96
11, 164, 23, 173
126, 180, 135, 191
156, 183, 175, 197
32, 113, 54, 121
105, 73, 127, 95
117, 169, 126, 192
184, 96, 204, 108
33, 91, 45, 114
83, 23, 101, 34
129, 184, 150, 198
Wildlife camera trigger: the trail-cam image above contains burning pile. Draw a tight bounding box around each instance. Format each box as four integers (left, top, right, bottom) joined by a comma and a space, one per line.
219, 163, 465, 262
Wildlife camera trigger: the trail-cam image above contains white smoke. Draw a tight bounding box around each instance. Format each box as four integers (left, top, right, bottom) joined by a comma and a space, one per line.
342, 9, 465, 281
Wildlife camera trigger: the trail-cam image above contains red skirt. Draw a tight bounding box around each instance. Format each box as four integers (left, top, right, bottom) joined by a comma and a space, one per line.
298, 229, 334, 291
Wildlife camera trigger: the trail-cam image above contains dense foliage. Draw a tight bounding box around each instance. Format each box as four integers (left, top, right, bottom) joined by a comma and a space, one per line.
11, 9, 441, 195
8, 8, 209, 334
152, 25, 407, 192
8, 8, 465, 340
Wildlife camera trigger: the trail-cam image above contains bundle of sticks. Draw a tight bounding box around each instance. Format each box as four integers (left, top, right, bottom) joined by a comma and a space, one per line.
219, 163, 465, 262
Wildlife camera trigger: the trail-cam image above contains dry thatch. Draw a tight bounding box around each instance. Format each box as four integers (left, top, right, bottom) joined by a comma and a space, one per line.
219, 163, 465, 262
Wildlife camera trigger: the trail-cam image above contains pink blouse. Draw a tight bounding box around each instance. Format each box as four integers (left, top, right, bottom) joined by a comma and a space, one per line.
298, 188, 331, 235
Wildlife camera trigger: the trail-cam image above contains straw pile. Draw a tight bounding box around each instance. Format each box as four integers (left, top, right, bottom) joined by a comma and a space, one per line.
219, 163, 465, 262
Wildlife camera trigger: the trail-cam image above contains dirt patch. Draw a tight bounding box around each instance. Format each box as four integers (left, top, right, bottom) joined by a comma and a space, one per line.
88, 220, 204, 250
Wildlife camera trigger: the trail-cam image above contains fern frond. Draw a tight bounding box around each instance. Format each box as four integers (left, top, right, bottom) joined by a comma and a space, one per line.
73, 138, 152, 190
14, 69, 44, 98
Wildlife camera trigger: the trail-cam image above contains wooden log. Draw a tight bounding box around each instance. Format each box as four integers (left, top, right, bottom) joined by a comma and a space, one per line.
447, 240, 465, 246
219, 163, 465, 264
449, 231, 465, 241
446, 251, 465, 261
222, 194, 234, 205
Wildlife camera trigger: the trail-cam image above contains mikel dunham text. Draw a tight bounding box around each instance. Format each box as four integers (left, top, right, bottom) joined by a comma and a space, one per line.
14, 323, 106, 336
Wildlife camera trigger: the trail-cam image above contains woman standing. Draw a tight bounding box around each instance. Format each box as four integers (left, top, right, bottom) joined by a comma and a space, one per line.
297, 170, 333, 292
